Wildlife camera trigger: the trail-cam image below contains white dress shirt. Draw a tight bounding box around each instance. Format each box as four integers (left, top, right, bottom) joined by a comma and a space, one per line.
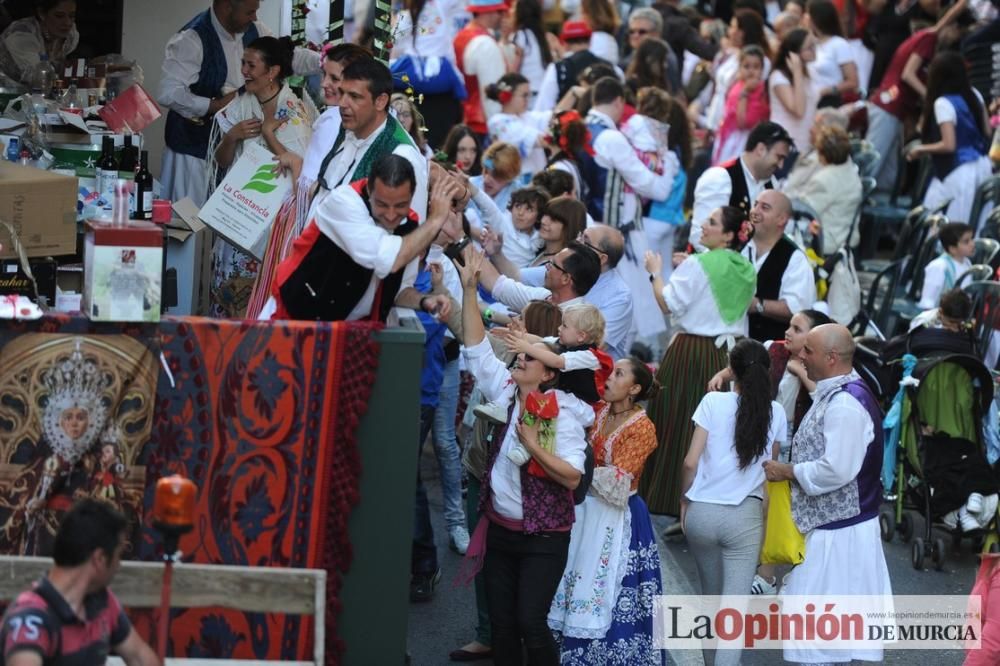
309, 117, 429, 222
662, 255, 750, 338
589, 110, 678, 224
918, 254, 972, 309
692, 156, 776, 250
158, 8, 321, 121
742, 238, 816, 315
463, 337, 592, 520
793, 371, 874, 496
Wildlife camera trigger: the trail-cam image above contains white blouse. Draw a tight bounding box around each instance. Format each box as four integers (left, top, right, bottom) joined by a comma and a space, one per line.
808, 35, 852, 92
589, 31, 620, 65
512, 29, 548, 95
390, 0, 465, 60
662, 255, 750, 339
488, 111, 552, 176
463, 337, 592, 520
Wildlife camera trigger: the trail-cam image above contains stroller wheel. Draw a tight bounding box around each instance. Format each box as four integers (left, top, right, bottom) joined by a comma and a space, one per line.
912, 538, 925, 570
879, 510, 895, 543
932, 538, 946, 571
900, 512, 915, 543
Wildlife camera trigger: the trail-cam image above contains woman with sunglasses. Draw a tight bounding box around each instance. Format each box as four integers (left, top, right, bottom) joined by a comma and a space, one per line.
456, 248, 594, 665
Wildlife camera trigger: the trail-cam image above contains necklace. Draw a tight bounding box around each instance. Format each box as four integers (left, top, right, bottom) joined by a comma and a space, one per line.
608, 405, 635, 419
259, 87, 280, 106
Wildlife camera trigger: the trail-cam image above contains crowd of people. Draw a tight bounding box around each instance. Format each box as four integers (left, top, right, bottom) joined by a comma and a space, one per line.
140, 0, 1000, 663
3, 0, 1000, 663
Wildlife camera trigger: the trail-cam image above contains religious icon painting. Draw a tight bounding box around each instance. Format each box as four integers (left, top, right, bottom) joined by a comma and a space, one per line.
0, 334, 158, 556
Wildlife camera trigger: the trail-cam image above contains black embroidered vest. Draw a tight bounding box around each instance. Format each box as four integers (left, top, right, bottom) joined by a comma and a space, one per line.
749, 236, 797, 342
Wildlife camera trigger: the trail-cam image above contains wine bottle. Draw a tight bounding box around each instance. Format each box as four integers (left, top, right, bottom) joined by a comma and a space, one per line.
135, 150, 154, 221
95, 136, 118, 219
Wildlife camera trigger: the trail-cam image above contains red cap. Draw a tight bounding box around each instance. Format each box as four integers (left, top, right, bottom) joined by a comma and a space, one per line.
560, 20, 593, 42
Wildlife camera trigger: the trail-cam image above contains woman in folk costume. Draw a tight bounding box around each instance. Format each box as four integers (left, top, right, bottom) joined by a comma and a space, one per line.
206, 36, 313, 318
550, 357, 664, 665
640, 206, 757, 516
456, 249, 594, 665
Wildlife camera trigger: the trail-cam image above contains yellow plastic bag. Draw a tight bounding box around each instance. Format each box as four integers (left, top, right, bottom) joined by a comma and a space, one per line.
760, 480, 806, 565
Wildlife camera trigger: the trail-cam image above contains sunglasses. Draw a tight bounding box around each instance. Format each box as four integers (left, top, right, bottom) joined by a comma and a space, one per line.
546, 260, 570, 276
577, 235, 605, 256
629, 28, 651, 35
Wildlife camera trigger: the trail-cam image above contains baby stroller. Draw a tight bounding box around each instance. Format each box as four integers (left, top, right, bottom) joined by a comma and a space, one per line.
878, 352, 998, 571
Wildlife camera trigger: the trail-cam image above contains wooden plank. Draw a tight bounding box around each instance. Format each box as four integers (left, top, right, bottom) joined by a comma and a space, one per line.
0, 557, 325, 615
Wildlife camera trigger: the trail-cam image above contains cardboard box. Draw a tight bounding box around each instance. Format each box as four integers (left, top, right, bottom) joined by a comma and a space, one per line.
0, 162, 78, 259
83, 220, 163, 322
167, 198, 213, 316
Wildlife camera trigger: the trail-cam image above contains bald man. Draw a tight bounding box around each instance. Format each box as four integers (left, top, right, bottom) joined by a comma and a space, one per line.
764, 324, 891, 663
743, 190, 816, 342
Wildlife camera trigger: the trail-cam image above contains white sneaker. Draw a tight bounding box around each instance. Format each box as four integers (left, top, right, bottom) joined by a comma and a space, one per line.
967, 492, 985, 514
473, 401, 508, 426
506, 443, 530, 466
981, 494, 999, 524
959, 506, 981, 532
449, 526, 470, 555
941, 510, 959, 530
751, 574, 777, 595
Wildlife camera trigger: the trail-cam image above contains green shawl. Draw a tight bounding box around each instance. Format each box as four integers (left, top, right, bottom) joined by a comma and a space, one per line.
694, 249, 757, 325
317, 113, 415, 190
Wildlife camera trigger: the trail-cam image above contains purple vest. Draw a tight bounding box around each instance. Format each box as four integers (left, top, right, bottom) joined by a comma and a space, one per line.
818, 380, 884, 530
479, 400, 576, 534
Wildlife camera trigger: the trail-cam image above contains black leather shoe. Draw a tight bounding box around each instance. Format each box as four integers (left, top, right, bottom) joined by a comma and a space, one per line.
409, 568, 442, 602
449, 646, 493, 661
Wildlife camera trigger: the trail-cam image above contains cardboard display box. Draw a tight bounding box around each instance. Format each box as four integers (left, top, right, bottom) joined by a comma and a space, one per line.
83, 220, 163, 322
0, 162, 77, 259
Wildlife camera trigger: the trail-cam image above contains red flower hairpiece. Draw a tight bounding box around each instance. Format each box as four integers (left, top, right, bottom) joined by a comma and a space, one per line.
498, 89, 513, 104
737, 219, 753, 244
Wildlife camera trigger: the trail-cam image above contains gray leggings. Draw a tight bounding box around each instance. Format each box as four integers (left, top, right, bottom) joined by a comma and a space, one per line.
684, 496, 764, 666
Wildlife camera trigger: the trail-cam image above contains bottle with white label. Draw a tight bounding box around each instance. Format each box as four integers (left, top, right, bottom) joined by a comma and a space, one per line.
95, 136, 118, 220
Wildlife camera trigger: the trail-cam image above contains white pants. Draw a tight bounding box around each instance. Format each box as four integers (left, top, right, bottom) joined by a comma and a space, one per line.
160, 147, 208, 207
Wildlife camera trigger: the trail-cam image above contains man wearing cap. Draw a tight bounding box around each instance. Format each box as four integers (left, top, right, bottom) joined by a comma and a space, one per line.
690, 121, 793, 251
533, 21, 614, 113
453, 0, 508, 139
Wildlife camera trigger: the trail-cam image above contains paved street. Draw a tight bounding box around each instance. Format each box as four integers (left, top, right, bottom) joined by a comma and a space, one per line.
407, 449, 982, 665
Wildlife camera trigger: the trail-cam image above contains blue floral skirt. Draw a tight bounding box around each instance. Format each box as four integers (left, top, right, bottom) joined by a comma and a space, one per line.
556, 494, 665, 665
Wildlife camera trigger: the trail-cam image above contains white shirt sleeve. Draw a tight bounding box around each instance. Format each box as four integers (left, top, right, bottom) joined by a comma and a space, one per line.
489, 114, 545, 158
520, 265, 546, 287
662, 256, 701, 316
779, 250, 817, 314
933, 96, 957, 125
793, 392, 874, 495
399, 256, 419, 292
463, 337, 516, 403
472, 188, 505, 229
772, 403, 788, 447
919, 257, 946, 309
691, 167, 733, 250
492, 274, 552, 312
553, 397, 590, 473
313, 190, 402, 279
157, 29, 211, 119
831, 36, 853, 66
594, 130, 679, 201
393, 142, 429, 222
534, 64, 559, 113
691, 391, 715, 430
561, 349, 600, 371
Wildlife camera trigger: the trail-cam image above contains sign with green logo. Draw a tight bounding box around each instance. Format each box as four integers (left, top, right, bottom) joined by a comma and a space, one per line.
198, 143, 291, 259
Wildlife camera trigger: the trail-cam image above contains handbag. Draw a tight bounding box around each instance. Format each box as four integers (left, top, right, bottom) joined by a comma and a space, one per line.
589, 465, 631, 508
760, 480, 806, 565
827, 248, 861, 325
390, 54, 467, 98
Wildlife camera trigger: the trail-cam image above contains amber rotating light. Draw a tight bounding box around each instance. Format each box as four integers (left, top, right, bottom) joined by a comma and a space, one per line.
151, 475, 197, 661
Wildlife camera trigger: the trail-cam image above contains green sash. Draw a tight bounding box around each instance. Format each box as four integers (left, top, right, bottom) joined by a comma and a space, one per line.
694, 249, 757, 325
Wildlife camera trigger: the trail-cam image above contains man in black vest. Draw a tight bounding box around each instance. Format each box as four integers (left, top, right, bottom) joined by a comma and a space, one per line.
744, 190, 817, 342
691, 121, 792, 251
533, 21, 613, 113
264, 155, 464, 322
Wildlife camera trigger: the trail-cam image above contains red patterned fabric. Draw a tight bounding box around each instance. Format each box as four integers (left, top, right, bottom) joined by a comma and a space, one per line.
0, 315, 383, 665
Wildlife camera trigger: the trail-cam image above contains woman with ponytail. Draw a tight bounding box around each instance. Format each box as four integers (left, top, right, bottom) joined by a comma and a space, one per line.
486, 72, 553, 177
550, 357, 664, 663
680, 338, 786, 666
